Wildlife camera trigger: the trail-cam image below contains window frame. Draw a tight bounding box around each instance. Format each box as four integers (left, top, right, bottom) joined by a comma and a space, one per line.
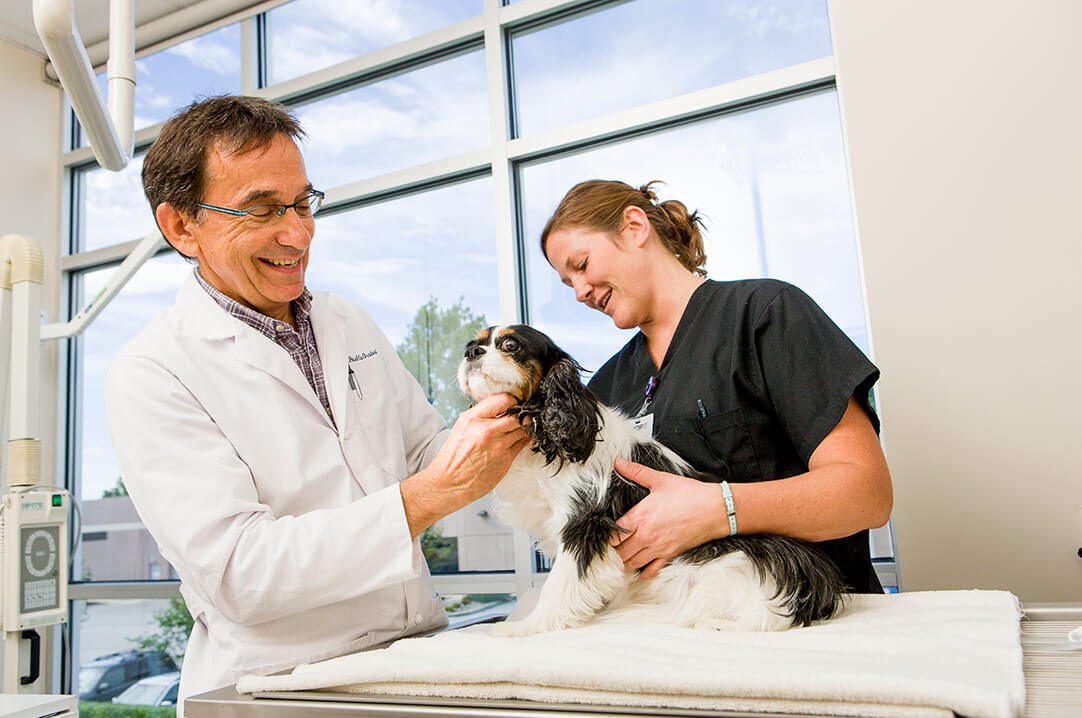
57, 0, 896, 693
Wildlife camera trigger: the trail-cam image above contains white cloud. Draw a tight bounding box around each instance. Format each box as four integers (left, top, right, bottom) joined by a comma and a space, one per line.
166, 34, 241, 76
267, 0, 477, 83
512, 0, 830, 137
296, 52, 489, 186
83, 158, 157, 249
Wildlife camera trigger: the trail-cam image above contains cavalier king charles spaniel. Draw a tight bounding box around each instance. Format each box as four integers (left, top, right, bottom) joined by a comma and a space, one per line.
459, 324, 847, 637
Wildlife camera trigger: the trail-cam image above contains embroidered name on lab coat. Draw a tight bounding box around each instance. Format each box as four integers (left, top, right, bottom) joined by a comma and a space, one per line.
348, 350, 379, 362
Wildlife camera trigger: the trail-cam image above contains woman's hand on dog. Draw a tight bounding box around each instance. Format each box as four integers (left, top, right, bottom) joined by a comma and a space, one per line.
610, 457, 731, 579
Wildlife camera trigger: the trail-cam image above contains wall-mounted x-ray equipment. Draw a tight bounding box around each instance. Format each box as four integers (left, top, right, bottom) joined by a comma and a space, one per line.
0, 0, 164, 696
33, 0, 136, 170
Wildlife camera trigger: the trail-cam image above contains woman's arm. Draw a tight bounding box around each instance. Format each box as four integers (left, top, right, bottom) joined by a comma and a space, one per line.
730, 397, 892, 538
611, 397, 892, 578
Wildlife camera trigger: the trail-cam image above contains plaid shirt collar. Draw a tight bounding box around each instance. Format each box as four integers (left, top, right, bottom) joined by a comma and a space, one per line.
194, 268, 313, 339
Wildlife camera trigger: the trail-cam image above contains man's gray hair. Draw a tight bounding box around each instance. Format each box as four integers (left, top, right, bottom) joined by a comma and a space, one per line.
142, 95, 305, 226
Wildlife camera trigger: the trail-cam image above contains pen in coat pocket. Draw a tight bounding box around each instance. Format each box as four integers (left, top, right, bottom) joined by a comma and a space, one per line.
348, 366, 363, 399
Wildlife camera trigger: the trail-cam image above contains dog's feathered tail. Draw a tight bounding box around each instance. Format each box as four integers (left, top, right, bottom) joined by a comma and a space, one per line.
680, 536, 847, 626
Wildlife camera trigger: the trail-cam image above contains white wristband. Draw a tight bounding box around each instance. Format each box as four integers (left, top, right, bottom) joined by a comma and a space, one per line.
720, 481, 737, 537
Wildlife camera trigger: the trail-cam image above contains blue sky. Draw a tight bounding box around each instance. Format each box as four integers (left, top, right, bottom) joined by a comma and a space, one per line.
75, 0, 858, 535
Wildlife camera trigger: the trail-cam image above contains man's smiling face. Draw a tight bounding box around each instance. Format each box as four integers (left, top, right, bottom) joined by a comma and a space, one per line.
184, 132, 315, 323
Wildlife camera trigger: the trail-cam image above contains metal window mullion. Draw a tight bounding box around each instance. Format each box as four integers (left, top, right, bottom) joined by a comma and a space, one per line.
60, 21, 486, 169
254, 17, 485, 107
68, 582, 183, 601
60, 236, 163, 272
255, 12, 269, 90
58, 1, 620, 169
64, 0, 293, 77
61, 95, 77, 153
874, 561, 899, 591
497, 0, 619, 32
483, 0, 517, 327
61, 60, 834, 172
240, 15, 259, 95
430, 573, 518, 596
66, 271, 85, 589
321, 150, 492, 214
507, 57, 836, 163
64, 132, 153, 168
483, 0, 533, 597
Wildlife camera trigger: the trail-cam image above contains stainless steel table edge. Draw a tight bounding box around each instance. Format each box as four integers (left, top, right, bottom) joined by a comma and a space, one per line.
185, 685, 822, 718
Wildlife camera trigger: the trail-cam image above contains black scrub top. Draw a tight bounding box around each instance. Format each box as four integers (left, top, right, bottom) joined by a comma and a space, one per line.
588, 279, 883, 593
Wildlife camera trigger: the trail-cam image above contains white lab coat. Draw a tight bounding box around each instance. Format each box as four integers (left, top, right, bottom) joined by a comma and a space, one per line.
104, 272, 450, 714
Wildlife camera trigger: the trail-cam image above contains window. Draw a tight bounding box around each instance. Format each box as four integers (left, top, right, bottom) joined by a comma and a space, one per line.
521, 89, 868, 371
295, 50, 489, 187
74, 254, 190, 582
266, 0, 482, 84
306, 178, 514, 572
511, 0, 832, 137
75, 598, 185, 710
77, 23, 242, 147
77, 155, 155, 253
60, 0, 893, 695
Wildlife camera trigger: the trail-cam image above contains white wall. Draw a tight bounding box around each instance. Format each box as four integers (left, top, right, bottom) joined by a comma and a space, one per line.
830, 0, 1082, 601
0, 38, 62, 495
0, 38, 63, 692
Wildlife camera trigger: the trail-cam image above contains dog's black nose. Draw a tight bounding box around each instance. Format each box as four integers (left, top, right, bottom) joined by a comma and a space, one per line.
465, 345, 486, 361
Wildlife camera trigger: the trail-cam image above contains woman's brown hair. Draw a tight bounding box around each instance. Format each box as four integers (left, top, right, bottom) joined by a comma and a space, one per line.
539, 179, 707, 277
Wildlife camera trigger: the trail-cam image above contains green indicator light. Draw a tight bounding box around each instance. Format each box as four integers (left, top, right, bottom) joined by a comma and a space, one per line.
52, 494, 63, 507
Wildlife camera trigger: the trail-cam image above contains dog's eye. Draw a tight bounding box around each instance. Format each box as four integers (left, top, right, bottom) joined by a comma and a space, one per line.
502, 337, 520, 353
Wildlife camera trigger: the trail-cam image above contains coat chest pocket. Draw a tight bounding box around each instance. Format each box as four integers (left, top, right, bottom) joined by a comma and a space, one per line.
346, 357, 398, 428
655, 408, 763, 482
343, 357, 408, 482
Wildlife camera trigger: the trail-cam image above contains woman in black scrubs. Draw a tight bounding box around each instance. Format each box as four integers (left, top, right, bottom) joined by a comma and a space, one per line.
541, 179, 893, 593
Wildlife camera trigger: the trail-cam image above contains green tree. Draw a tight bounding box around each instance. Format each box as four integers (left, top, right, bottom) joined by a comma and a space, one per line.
78, 703, 176, 718
396, 296, 486, 423
102, 477, 128, 498
420, 525, 459, 573
132, 597, 193, 664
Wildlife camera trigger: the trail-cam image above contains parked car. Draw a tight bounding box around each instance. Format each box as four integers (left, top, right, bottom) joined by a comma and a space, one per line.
78, 650, 177, 702
112, 671, 181, 706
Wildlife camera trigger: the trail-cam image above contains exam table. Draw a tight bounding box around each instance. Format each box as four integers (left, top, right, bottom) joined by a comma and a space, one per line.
185, 605, 1081, 718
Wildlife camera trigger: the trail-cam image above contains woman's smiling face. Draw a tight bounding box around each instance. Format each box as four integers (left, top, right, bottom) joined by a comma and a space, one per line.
544, 224, 649, 330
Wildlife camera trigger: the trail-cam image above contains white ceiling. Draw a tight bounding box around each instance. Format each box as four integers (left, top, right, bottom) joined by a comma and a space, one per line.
0, 0, 199, 57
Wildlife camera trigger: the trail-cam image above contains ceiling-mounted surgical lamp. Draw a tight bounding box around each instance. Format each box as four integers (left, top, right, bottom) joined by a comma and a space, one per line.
33, 0, 135, 171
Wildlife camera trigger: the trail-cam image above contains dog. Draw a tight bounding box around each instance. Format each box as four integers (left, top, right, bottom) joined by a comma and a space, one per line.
458, 324, 847, 636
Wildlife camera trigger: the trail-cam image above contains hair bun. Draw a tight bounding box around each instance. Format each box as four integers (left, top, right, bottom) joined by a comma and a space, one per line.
637, 180, 663, 205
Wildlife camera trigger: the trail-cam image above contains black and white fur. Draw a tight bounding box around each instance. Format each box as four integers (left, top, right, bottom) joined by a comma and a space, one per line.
459, 324, 847, 636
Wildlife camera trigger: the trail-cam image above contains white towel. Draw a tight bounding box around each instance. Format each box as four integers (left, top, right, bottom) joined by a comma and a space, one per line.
238, 590, 1025, 718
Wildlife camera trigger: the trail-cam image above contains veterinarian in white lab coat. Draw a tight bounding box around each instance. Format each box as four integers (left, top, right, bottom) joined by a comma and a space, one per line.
104, 96, 529, 715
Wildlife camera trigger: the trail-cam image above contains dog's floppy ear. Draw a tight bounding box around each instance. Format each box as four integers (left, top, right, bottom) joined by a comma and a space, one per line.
522, 356, 601, 467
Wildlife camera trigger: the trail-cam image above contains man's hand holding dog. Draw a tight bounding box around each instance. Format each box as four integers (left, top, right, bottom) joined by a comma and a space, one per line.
402, 393, 530, 538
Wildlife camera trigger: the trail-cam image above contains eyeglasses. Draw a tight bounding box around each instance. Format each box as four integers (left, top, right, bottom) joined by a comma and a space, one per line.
197, 189, 325, 222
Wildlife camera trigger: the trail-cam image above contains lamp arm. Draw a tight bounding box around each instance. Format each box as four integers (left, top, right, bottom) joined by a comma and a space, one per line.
33, 0, 135, 171
41, 232, 167, 342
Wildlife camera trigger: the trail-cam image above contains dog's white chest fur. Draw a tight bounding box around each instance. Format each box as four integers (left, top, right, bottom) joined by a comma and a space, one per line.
493, 407, 647, 556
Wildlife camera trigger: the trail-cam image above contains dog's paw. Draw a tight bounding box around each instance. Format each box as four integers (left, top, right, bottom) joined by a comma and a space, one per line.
691, 617, 744, 632
692, 612, 791, 632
